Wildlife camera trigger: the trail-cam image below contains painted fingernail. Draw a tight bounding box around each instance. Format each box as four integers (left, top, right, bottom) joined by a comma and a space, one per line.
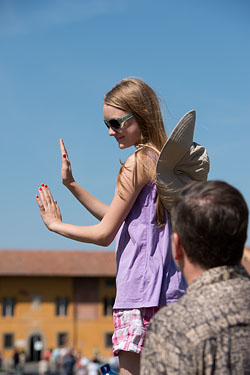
63, 154, 66, 158
45, 184, 48, 188
41, 184, 44, 187
39, 188, 42, 191
36, 195, 39, 199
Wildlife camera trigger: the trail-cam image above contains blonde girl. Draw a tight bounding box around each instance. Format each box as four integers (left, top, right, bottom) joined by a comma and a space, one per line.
36, 78, 186, 375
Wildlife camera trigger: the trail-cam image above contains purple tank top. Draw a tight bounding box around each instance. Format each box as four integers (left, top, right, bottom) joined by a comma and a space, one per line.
113, 181, 186, 309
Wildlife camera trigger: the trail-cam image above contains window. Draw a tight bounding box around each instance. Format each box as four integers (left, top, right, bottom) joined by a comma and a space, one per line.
55, 298, 68, 316
3, 333, 14, 349
103, 297, 115, 316
104, 278, 116, 288
2, 298, 15, 317
57, 332, 68, 347
31, 294, 41, 310
105, 332, 113, 348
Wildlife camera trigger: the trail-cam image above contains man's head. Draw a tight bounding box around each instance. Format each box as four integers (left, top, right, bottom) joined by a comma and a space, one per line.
171, 180, 249, 270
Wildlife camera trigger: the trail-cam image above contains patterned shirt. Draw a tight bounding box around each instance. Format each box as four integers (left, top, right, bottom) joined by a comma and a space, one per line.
141, 265, 250, 375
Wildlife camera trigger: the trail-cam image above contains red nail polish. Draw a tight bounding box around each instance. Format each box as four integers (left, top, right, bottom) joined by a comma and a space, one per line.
45, 184, 48, 188
41, 184, 44, 187
39, 188, 42, 191
36, 195, 39, 199
63, 154, 66, 158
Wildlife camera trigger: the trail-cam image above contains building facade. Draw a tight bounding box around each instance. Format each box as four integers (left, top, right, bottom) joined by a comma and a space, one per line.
0, 250, 116, 361
1, 247, 250, 362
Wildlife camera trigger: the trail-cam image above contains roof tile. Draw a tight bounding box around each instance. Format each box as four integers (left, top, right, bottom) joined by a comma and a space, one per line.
0, 250, 116, 277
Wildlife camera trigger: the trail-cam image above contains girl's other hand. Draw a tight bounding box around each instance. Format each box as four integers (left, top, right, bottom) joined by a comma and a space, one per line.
60, 138, 75, 186
36, 185, 62, 231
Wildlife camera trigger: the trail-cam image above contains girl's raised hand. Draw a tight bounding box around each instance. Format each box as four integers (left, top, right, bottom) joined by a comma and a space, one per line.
60, 138, 74, 186
36, 184, 62, 231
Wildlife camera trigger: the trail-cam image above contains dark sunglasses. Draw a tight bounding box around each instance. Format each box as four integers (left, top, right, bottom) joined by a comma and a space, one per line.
104, 113, 134, 131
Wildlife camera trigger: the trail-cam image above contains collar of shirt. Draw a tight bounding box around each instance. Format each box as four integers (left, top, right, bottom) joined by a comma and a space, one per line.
186, 264, 249, 294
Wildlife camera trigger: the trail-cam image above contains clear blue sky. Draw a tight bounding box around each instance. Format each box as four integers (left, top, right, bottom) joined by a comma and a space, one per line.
0, 0, 249, 250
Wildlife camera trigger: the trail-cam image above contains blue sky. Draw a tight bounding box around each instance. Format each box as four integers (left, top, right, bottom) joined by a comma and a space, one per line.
0, 0, 249, 250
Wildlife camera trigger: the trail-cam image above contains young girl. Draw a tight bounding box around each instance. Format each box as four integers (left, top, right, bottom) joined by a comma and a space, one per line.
36, 78, 186, 375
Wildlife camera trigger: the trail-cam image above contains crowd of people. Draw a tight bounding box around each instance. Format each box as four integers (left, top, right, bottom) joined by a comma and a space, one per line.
37, 347, 119, 375
4, 347, 119, 375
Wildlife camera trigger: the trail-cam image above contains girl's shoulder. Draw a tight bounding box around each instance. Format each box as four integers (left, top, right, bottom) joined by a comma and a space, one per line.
124, 147, 157, 170
135, 144, 159, 163
122, 146, 158, 183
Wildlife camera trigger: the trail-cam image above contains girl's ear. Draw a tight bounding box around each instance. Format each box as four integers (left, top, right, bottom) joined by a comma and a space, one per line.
172, 232, 184, 260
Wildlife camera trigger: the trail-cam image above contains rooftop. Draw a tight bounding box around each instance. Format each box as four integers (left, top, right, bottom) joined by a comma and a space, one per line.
0, 247, 249, 277
0, 249, 116, 277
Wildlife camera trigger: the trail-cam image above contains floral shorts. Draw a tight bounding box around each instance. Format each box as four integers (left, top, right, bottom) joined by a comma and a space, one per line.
112, 307, 160, 355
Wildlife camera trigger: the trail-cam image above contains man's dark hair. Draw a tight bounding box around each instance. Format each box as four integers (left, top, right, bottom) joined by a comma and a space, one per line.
171, 180, 249, 269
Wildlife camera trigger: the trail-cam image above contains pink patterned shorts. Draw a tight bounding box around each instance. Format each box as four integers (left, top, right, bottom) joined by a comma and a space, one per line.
112, 307, 160, 355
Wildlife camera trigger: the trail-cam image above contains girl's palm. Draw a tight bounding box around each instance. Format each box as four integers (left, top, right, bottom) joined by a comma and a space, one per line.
60, 138, 74, 186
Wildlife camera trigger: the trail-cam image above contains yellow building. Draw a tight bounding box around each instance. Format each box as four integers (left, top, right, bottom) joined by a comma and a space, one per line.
0, 250, 116, 361
1, 247, 250, 363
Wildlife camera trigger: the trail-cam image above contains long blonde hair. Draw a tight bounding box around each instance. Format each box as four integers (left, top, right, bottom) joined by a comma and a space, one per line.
104, 77, 167, 225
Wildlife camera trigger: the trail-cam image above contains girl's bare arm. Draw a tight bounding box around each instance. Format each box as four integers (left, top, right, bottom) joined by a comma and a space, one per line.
36, 152, 154, 246
60, 138, 108, 220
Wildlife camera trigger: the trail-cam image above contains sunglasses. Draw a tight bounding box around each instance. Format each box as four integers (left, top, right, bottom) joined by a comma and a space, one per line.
104, 113, 134, 131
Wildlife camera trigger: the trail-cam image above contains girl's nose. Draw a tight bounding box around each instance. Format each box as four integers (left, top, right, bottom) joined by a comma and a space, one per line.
109, 127, 117, 136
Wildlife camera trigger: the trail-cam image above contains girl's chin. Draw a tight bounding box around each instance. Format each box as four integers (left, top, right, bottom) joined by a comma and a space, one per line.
117, 140, 126, 149
118, 143, 126, 149
117, 141, 135, 150
118, 143, 131, 150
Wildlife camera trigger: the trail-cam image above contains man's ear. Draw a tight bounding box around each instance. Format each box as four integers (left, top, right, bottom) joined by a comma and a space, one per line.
172, 232, 184, 260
